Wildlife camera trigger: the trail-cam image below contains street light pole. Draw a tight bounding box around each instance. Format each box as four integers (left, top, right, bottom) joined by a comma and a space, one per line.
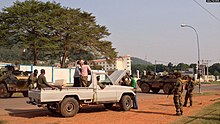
154, 60, 157, 79
181, 24, 201, 93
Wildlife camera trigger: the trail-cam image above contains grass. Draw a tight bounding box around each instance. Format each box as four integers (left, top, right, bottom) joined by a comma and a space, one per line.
173, 101, 220, 124
0, 120, 7, 124
202, 81, 220, 84
193, 92, 216, 97
194, 81, 220, 85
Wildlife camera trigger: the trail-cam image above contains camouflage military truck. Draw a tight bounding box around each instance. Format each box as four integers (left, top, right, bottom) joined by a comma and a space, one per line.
137, 74, 177, 94
0, 65, 31, 98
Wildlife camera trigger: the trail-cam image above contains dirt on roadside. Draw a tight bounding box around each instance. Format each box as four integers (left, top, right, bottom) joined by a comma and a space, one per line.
0, 91, 220, 124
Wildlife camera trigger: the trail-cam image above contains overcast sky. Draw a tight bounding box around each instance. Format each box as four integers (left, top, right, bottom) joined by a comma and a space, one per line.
1, 0, 220, 65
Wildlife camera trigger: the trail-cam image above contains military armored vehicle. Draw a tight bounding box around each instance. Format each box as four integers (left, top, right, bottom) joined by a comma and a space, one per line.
0, 65, 31, 98
137, 74, 177, 94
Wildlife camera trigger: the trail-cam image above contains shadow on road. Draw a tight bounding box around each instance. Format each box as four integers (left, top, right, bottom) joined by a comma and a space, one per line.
157, 103, 173, 106
0, 96, 25, 99
131, 110, 176, 116
136, 91, 165, 94
5, 108, 51, 118
5, 105, 122, 118
79, 105, 121, 113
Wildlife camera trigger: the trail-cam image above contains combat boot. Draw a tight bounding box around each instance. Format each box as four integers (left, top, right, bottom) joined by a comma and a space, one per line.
183, 104, 187, 107
180, 110, 183, 115
176, 112, 181, 116
190, 102, 192, 107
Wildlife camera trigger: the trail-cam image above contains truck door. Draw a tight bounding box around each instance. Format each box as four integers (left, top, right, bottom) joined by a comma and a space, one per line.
96, 73, 117, 102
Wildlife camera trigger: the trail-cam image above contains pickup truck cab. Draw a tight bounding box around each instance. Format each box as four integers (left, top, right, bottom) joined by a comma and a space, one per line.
27, 70, 135, 117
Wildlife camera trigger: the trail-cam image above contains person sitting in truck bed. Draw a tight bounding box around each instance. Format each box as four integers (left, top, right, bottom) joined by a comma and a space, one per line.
37, 69, 55, 90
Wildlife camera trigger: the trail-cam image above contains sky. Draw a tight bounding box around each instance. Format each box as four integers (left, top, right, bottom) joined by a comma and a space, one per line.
1, 0, 220, 65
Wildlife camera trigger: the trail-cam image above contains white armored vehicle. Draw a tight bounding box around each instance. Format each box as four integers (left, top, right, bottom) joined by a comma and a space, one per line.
27, 70, 135, 117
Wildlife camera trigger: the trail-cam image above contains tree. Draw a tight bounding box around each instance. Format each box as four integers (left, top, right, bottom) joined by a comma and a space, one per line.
168, 62, 174, 72
0, 0, 62, 65
0, 0, 117, 67
176, 63, 189, 71
189, 63, 197, 74
131, 64, 155, 76
48, 8, 117, 67
209, 63, 220, 77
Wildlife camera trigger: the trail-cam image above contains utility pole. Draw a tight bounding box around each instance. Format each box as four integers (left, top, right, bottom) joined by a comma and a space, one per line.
154, 60, 157, 78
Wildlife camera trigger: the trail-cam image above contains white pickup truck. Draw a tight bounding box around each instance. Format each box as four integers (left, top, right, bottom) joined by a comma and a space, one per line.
27, 70, 135, 117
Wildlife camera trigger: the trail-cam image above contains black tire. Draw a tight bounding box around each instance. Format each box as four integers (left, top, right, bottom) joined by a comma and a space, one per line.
22, 91, 28, 97
163, 83, 172, 94
120, 95, 132, 111
0, 83, 11, 98
60, 98, 79, 117
151, 88, 160, 94
140, 83, 150, 93
104, 103, 114, 109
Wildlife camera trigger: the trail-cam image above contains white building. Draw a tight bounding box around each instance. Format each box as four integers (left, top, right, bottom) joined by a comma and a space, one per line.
91, 55, 131, 73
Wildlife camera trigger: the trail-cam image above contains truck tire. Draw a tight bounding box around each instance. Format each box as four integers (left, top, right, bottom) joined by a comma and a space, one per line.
60, 98, 79, 117
151, 88, 160, 94
0, 83, 11, 98
163, 84, 172, 94
104, 103, 114, 109
141, 83, 150, 93
120, 95, 132, 111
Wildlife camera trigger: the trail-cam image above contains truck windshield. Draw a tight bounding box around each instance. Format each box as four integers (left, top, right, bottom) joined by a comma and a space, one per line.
97, 73, 112, 85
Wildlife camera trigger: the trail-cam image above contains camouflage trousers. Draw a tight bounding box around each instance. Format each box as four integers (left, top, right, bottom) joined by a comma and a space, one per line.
184, 92, 193, 106
173, 94, 183, 113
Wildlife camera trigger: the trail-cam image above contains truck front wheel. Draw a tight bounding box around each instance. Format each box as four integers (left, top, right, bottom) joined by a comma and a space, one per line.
141, 83, 150, 93
60, 98, 79, 117
120, 95, 132, 111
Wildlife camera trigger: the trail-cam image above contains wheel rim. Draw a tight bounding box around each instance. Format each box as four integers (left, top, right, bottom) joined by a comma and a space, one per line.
163, 84, 171, 93
142, 84, 149, 92
125, 99, 131, 107
66, 102, 74, 112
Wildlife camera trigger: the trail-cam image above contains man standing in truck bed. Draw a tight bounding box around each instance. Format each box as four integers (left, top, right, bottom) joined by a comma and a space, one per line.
80, 61, 91, 87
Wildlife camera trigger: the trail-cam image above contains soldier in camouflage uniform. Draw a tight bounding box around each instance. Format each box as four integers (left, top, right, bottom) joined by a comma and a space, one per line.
172, 73, 183, 116
183, 76, 194, 107
28, 69, 38, 89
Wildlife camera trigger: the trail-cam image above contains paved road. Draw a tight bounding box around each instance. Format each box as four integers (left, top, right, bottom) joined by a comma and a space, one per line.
0, 84, 219, 116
